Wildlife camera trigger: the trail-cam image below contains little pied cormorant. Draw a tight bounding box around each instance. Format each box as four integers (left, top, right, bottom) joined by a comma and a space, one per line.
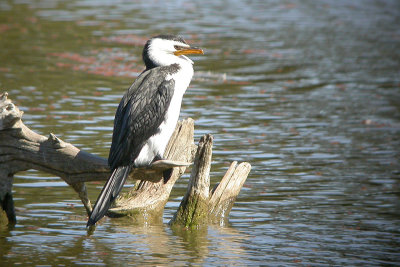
87, 35, 204, 227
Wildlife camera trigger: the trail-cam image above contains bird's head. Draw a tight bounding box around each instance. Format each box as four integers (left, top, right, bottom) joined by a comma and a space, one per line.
143, 35, 204, 69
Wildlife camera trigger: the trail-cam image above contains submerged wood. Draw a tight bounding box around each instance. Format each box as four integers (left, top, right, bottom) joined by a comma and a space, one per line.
0, 92, 251, 226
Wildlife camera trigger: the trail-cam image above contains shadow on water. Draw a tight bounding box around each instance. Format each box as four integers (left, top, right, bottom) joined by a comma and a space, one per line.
1, 0, 400, 265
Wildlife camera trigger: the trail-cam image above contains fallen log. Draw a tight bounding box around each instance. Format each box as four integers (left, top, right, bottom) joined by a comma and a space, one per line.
0, 92, 251, 227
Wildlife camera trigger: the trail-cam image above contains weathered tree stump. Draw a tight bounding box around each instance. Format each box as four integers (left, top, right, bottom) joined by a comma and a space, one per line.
170, 134, 251, 228
209, 161, 251, 225
0, 92, 251, 227
170, 134, 212, 227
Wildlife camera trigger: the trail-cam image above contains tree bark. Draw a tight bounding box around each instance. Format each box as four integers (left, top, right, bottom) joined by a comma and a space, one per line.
170, 134, 213, 228
209, 161, 251, 225
0, 92, 251, 227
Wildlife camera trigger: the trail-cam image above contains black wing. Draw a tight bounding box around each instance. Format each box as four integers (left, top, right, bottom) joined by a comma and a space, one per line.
108, 66, 176, 170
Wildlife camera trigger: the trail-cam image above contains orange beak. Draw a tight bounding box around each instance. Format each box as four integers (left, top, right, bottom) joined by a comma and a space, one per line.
174, 46, 204, 56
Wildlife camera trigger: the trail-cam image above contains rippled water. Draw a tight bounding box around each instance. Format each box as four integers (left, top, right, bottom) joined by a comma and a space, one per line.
1, 0, 400, 265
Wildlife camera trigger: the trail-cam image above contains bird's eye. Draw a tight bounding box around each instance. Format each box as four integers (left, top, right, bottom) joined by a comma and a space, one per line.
174, 45, 183, 50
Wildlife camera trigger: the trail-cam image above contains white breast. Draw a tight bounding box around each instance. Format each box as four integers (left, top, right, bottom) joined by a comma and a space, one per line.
134, 62, 194, 166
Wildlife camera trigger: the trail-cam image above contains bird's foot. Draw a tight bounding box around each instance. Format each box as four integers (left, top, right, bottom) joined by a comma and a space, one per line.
152, 155, 173, 183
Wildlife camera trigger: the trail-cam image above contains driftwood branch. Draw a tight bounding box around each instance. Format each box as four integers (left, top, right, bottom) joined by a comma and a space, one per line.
0, 92, 251, 227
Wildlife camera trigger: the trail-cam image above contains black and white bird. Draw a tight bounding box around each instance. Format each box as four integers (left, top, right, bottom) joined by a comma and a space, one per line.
87, 35, 203, 227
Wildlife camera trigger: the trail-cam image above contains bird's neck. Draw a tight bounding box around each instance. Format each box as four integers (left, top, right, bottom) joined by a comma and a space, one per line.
166, 61, 194, 98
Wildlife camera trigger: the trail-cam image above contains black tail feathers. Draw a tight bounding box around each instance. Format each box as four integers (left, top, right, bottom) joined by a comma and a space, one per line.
87, 165, 132, 227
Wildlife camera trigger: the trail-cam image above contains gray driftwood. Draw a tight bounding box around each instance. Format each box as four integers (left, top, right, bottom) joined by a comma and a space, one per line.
0, 92, 251, 227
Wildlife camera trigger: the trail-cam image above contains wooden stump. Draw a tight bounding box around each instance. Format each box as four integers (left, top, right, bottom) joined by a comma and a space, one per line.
209, 161, 251, 225
170, 135, 252, 228
170, 134, 213, 228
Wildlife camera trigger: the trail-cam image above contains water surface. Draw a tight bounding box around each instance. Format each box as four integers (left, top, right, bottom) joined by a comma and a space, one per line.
1, 0, 399, 265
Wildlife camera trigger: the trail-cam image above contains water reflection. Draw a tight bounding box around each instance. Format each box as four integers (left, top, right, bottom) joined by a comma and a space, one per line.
1, 219, 253, 266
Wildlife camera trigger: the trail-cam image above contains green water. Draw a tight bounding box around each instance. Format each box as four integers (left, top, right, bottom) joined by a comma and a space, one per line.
1, 0, 400, 265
